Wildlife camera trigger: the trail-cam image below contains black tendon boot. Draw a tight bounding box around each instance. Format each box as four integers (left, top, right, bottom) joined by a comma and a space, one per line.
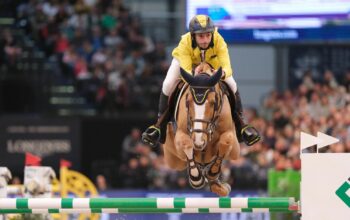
233, 90, 261, 146
142, 92, 169, 147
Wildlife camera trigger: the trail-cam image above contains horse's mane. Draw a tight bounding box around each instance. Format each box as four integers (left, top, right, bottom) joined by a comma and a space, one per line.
196, 62, 214, 75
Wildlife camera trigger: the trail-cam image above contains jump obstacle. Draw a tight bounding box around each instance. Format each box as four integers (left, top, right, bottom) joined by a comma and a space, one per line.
0, 207, 294, 214
0, 167, 298, 215
0, 197, 296, 214
0, 197, 295, 209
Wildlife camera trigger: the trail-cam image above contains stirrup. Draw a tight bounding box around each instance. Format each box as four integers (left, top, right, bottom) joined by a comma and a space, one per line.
141, 125, 160, 147
241, 125, 261, 146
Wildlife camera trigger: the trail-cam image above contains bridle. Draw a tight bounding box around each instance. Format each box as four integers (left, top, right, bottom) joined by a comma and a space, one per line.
185, 86, 223, 143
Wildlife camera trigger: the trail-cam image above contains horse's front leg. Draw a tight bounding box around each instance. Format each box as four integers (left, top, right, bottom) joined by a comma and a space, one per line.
175, 130, 205, 189
206, 131, 234, 181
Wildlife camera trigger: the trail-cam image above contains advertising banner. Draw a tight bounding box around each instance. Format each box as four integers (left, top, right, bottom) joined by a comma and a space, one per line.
0, 116, 80, 176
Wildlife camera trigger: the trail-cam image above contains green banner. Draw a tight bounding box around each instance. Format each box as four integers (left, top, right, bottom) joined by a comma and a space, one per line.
268, 169, 300, 200
268, 169, 300, 220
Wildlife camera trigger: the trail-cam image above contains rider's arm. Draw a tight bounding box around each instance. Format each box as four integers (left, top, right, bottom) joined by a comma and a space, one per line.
215, 32, 233, 79
172, 33, 193, 73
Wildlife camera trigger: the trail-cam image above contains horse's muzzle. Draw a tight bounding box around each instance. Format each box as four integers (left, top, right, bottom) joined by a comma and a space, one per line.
194, 141, 207, 151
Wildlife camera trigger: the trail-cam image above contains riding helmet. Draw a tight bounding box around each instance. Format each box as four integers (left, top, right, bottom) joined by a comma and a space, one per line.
189, 15, 215, 34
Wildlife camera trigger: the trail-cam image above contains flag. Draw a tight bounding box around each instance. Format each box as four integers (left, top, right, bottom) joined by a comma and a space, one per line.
60, 159, 72, 168
25, 153, 41, 166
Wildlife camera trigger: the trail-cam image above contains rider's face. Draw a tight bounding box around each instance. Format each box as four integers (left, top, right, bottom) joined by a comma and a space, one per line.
194, 32, 212, 49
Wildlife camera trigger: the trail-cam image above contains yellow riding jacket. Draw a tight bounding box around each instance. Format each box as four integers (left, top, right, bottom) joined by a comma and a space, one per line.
172, 29, 233, 78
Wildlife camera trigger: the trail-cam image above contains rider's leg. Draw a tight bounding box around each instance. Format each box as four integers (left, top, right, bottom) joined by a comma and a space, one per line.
142, 59, 180, 146
224, 76, 261, 146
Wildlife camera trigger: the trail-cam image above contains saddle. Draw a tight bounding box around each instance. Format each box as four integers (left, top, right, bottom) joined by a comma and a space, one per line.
219, 81, 235, 114
156, 81, 186, 143
169, 81, 187, 124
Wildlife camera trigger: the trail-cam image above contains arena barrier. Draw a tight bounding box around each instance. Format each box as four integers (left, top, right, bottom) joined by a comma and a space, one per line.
0, 197, 295, 210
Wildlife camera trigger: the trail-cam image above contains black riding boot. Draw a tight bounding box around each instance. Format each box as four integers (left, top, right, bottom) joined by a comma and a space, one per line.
233, 90, 261, 146
142, 92, 169, 147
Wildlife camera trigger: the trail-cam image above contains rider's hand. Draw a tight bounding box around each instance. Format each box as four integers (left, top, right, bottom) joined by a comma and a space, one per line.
194, 65, 203, 75
221, 70, 226, 80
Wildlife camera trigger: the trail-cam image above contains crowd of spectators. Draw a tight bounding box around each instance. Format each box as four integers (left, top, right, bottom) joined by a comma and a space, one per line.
117, 71, 350, 190
8, 0, 168, 113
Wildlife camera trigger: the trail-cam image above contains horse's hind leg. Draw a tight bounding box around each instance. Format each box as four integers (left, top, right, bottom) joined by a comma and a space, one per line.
163, 144, 186, 171
175, 130, 206, 189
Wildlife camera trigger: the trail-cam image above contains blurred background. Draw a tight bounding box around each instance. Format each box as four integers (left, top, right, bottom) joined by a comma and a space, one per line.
0, 0, 349, 216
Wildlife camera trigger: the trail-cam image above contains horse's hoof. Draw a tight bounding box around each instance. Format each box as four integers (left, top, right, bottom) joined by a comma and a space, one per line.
209, 180, 231, 197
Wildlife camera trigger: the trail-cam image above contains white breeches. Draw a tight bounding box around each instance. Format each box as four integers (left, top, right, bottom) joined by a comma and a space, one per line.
162, 59, 181, 96
224, 75, 237, 93
162, 58, 238, 95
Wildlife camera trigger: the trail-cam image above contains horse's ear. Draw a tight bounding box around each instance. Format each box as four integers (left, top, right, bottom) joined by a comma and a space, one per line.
180, 67, 194, 85
208, 67, 222, 87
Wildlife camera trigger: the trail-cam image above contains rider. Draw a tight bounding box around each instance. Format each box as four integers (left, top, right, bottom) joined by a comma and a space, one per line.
142, 14, 260, 147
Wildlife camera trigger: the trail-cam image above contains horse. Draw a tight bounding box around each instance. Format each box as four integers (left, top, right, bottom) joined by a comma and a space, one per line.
163, 62, 240, 197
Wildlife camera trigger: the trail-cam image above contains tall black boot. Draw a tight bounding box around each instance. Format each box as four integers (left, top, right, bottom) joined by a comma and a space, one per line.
232, 90, 261, 146
141, 92, 169, 147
